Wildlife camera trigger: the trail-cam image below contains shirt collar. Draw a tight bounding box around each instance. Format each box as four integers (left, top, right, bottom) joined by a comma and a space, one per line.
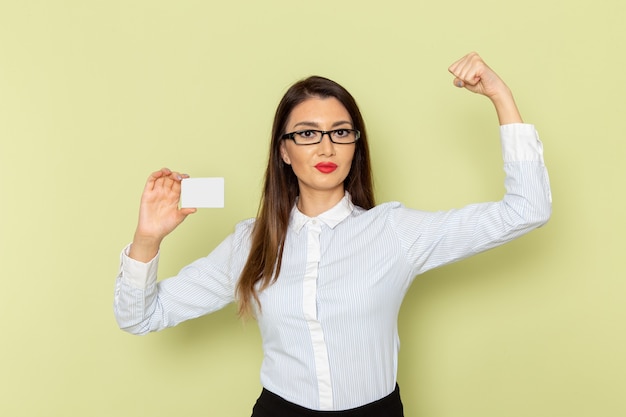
290, 192, 354, 234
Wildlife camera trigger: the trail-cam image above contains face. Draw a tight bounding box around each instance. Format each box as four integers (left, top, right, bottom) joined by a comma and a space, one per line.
280, 97, 356, 202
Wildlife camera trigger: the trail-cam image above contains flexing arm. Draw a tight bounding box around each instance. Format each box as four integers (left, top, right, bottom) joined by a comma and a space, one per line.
391, 54, 551, 276
448, 52, 523, 125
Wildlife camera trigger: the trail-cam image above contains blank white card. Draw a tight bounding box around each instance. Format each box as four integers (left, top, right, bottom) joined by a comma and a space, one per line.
180, 177, 224, 208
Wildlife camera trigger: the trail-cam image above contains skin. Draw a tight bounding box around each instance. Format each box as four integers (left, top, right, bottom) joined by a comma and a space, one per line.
279, 96, 356, 217
448, 51, 523, 125
129, 52, 523, 263
129, 168, 196, 262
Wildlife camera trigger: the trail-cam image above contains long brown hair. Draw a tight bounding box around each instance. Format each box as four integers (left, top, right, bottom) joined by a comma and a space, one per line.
236, 76, 375, 317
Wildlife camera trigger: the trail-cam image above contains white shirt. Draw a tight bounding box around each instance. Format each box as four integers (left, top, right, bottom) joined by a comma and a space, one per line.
114, 123, 552, 411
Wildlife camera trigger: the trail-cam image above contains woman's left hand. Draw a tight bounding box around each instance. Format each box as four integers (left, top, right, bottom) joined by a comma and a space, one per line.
448, 52, 510, 99
448, 52, 523, 125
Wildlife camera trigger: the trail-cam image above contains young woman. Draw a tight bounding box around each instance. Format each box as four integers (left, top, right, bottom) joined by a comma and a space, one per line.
114, 52, 551, 416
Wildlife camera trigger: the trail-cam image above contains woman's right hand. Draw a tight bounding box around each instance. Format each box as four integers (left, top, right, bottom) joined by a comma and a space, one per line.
129, 168, 197, 262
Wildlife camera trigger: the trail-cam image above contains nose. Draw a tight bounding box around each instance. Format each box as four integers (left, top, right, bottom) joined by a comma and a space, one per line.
318, 132, 336, 155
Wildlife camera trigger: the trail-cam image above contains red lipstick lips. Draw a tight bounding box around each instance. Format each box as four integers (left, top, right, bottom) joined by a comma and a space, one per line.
315, 162, 338, 173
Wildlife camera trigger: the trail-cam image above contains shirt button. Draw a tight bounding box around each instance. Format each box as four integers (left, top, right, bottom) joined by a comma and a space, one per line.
312, 220, 317, 225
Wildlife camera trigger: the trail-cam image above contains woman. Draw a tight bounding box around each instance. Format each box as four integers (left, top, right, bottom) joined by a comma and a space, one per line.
114, 52, 552, 416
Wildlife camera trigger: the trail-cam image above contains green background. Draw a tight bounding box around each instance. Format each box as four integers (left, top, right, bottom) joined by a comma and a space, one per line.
1, 1, 624, 416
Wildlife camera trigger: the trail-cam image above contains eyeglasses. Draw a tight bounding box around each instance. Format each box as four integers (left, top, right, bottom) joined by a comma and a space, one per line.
281, 129, 360, 145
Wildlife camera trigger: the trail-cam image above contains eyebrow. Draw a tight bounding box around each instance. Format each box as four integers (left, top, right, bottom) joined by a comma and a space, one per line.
292, 120, 353, 129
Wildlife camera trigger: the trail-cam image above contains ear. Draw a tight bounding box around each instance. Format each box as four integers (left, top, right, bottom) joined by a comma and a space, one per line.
280, 142, 291, 165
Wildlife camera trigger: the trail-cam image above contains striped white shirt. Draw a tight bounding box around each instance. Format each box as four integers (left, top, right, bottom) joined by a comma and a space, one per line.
114, 123, 551, 411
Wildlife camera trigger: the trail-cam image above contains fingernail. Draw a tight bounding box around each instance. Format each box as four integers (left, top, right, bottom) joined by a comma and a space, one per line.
456, 80, 464, 88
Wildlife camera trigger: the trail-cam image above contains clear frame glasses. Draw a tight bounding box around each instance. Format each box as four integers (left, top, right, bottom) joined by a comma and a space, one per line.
281, 129, 361, 145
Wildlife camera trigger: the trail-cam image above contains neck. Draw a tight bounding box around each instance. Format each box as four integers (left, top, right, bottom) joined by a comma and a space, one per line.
297, 188, 345, 217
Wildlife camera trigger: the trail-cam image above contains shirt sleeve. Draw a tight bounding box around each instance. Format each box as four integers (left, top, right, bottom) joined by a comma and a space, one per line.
390, 123, 552, 278
113, 219, 254, 334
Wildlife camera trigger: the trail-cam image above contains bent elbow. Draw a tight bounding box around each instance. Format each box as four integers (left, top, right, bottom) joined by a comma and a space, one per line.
522, 199, 552, 231
501, 195, 552, 234
537, 206, 552, 227
533, 196, 552, 228
113, 305, 154, 336
117, 323, 152, 336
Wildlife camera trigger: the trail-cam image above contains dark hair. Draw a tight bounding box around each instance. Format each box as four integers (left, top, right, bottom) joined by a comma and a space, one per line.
236, 76, 375, 317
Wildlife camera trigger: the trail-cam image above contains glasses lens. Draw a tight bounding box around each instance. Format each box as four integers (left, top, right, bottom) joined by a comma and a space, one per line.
290, 129, 359, 144
331, 129, 357, 144
294, 130, 321, 144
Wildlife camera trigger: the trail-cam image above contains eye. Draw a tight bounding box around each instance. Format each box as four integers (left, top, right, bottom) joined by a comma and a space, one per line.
297, 130, 319, 139
333, 129, 349, 138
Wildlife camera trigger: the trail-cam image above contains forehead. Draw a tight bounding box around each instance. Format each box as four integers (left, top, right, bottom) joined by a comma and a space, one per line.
287, 97, 352, 128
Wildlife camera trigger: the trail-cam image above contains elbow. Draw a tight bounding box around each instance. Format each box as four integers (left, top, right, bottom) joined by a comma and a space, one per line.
524, 199, 552, 230
533, 194, 552, 228
113, 305, 153, 336
501, 195, 552, 233
537, 206, 552, 227
534, 176, 553, 227
118, 324, 151, 336
115, 319, 152, 336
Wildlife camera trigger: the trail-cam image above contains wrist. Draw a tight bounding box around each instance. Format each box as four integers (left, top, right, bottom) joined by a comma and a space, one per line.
489, 88, 523, 125
487, 83, 513, 105
129, 233, 162, 262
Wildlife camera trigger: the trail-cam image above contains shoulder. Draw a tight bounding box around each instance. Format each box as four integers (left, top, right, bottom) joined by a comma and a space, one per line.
233, 217, 256, 240
206, 218, 256, 262
352, 200, 432, 231
350, 201, 410, 225
353, 201, 403, 216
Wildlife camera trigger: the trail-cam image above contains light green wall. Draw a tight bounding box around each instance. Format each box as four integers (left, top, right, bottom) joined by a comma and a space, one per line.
1, 1, 624, 416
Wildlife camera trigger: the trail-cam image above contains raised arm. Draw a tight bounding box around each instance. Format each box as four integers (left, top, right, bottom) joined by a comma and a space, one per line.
448, 52, 522, 126
129, 168, 196, 262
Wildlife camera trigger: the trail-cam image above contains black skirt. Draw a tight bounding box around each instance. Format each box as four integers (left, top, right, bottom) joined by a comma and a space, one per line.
251, 385, 404, 417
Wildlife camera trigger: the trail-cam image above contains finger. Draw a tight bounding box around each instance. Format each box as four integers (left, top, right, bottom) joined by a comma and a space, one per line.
169, 171, 189, 182
172, 174, 190, 202
448, 52, 473, 76
453, 67, 482, 89
153, 170, 185, 191
151, 167, 172, 179
173, 208, 197, 226
161, 175, 175, 191
180, 208, 197, 216
455, 62, 480, 86
171, 175, 183, 193
464, 58, 487, 86
447, 53, 469, 75
165, 171, 189, 191
144, 168, 171, 191
448, 52, 483, 85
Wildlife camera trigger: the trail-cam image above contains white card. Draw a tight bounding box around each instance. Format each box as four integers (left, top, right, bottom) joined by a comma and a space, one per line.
180, 177, 224, 208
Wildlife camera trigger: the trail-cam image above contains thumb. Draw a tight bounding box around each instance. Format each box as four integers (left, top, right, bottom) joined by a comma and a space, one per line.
452, 76, 484, 94
453, 78, 465, 88
178, 207, 197, 220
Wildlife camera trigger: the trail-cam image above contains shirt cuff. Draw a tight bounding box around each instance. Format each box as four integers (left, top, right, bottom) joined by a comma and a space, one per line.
119, 243, 160, 289
500, 123, 545, 163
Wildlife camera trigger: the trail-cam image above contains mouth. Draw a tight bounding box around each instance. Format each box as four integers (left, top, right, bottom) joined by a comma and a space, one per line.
315, 162, 338, 173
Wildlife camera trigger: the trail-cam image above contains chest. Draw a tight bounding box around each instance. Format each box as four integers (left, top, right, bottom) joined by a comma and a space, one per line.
258, 221, 411, 323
